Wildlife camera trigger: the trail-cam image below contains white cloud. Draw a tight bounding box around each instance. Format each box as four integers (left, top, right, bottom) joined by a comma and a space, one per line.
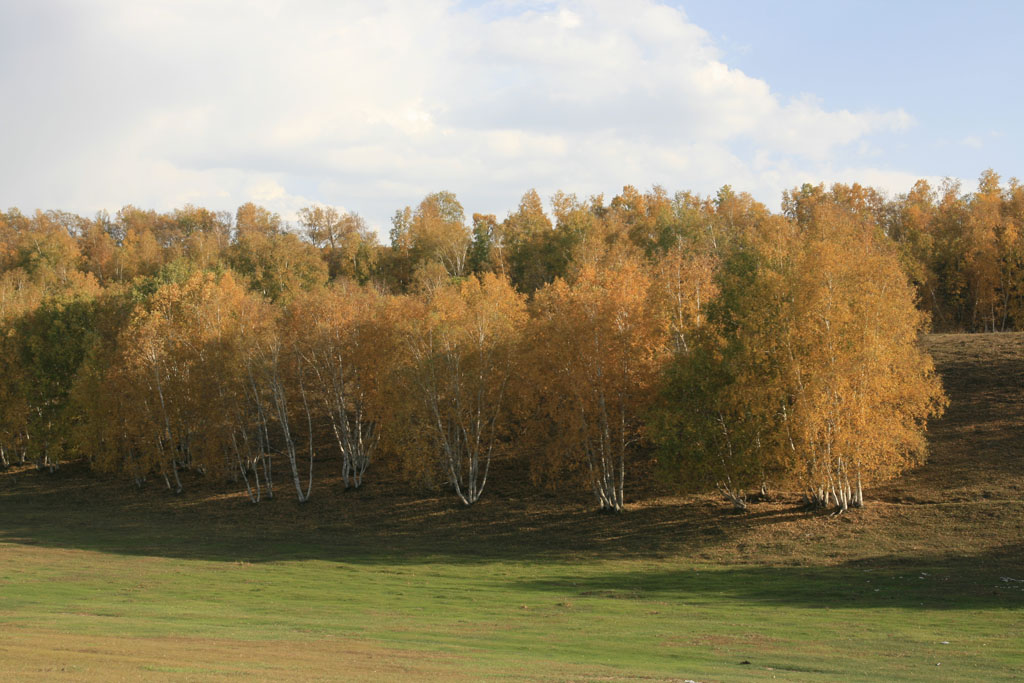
0, 0, 922, 234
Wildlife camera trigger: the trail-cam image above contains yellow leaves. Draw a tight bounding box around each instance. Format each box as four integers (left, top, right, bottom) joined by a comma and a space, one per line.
651, 246, 719, 354
394, 191, 472, 279
652, 191, 948, 508
383, 272, 527, 498
769, 201, 946, 490
103, 271, 272, 476
525, 254, 668, 501
0, 182, 991, 506
399, 272, 527, 357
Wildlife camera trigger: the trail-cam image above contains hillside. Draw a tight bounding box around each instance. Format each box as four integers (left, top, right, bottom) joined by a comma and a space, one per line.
0, 333, 1021, 567
0, 332, 1021, 681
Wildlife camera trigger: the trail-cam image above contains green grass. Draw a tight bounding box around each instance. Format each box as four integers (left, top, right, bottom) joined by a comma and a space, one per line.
1, 500, 1022, 681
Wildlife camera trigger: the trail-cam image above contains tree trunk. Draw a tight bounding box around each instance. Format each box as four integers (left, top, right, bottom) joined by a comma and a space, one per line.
719, 484, 748, 511
262, 454, 274, 499
170, 460, 183, 494
269, 367, 312, 504
232, 431, 261, 504
853, 470, 864, 508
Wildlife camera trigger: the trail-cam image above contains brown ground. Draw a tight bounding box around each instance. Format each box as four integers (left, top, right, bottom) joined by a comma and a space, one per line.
1, 332, 1021, 569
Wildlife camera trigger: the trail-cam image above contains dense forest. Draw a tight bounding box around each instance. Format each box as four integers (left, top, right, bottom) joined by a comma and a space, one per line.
3, 170, 1020, 512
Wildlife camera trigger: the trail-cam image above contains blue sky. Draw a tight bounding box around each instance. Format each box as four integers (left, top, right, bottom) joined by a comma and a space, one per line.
1, 0, 1020, 233
685, 0, 1023, 178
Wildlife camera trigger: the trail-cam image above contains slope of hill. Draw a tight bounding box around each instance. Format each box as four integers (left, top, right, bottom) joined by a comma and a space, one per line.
0, 333, 1021, 564
0, 333, 1020, 681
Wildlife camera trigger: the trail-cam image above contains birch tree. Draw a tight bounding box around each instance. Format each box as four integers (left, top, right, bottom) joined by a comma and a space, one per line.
774, 202, 947, 510
527, 252, 667, 512
392, 273, 526, 505
249, 311, 315, 503
651, 219, 792, 509
286, 283, 390, 489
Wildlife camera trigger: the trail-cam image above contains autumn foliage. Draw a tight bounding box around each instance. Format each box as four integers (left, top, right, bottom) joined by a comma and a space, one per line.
526, 251, 667, 512
5, 172, 1005, 513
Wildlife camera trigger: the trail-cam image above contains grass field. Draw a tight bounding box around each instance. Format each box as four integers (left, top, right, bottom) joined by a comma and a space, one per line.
1, 333, 1023, 681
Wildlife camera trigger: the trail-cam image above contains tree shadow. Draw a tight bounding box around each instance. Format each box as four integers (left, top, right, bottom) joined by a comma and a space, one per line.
0, 459, 818, 565
510, 542, 1024, 611
2, 456, 1023, 621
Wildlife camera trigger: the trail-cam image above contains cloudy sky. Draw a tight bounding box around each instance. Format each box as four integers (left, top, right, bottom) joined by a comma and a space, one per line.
1, 0, 1020, 234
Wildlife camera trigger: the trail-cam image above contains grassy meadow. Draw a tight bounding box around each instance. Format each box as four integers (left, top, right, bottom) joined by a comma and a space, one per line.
1, 332, 1022, 681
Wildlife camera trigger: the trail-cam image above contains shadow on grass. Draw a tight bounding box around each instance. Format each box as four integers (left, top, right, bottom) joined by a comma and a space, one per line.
5, 490, 1021, 612
0, 461, 843, 572
0, 482, 803, 564
2, 465, 1024, 612
510, 542, 1024, 611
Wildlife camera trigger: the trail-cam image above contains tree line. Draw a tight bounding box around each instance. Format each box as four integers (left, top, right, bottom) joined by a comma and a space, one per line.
8, 171, 1010, 512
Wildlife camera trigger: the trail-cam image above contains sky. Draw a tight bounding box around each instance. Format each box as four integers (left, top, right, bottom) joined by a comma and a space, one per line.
1, 0, 1020, 235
